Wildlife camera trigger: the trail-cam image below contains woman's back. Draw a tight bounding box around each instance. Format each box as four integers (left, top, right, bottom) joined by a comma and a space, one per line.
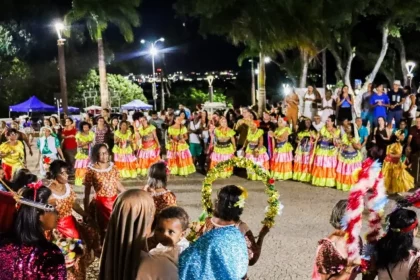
377, 250, 420, 280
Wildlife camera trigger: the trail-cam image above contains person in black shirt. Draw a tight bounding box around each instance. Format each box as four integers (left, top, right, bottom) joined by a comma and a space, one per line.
387, 80, 405, 127
259, 111, 277, 157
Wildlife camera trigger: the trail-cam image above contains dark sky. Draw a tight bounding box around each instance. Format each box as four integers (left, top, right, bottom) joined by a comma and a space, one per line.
115, 0, 244, 74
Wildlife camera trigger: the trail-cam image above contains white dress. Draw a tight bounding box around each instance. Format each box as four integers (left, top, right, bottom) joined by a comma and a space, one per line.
403, 93, 417, 119
321, 98, 335, 122
302, 92, 317, 119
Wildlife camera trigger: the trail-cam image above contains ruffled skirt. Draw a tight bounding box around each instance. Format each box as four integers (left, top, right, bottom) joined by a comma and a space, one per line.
245, 152, 269, 180
137, 148, 161, 177
311, 144, 338, 187
336, 150, 362, 191
166, 146, 196, 176
270, 142, 293, 180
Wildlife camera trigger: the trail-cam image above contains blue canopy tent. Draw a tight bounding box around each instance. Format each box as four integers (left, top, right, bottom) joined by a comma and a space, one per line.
9, 96, 56, 114
59, 106, 80, 113
121, 100, 153, 110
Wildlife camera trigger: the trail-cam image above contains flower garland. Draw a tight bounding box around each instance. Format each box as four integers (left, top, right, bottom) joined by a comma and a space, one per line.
188, 157, 282, 241
341, 158, 387, 268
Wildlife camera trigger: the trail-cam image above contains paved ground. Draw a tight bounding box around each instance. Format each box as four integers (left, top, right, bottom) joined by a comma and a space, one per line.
24, 145, 418, 279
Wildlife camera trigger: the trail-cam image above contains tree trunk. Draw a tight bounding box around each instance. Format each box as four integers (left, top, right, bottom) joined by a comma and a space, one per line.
98, 37, 109, 108
397, 37, 408, 86
299, 49, 309, 88
329, 47, 345, 81
322, 49, 327, 90
361, 21, 390, 91
344, 47, 355, 93
257, 52, 266, 117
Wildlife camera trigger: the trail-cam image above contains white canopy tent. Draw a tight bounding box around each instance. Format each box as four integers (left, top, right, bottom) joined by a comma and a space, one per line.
121, 100, 153, 110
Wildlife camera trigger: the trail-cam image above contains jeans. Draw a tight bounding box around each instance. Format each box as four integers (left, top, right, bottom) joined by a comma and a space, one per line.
361, 111, 372, 127
387, 110, 403, 127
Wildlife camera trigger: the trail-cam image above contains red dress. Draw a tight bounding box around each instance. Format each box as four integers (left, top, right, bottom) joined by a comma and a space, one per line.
84, 163, 119, 240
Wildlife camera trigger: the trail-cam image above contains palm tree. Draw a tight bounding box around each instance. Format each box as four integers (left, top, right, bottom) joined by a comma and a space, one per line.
65, 0, 141, 108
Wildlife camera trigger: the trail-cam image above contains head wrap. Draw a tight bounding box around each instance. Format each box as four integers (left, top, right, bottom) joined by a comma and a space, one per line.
179, 226, 248, 280
99, 190, 156, 280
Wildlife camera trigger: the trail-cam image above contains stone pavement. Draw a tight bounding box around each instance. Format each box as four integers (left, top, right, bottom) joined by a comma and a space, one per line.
23, 146, 419, 279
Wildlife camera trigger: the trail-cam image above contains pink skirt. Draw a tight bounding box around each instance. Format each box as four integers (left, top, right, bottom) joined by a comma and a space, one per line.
210, 152, 234, 163
271, 151, 293, 163
74, 158, 90, 169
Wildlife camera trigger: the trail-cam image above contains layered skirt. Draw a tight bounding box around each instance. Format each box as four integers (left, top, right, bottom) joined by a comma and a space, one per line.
166, 142, 196, 176
113, 146, 137, 178
210, 142, 235, 178
293, 142, 314, 182
245, 144, 269, 181
382, 156, 414, 194
270, 141, 293, 180
137, 141, 161, 177
311, 142, 338, 187
336, 150, 362, 191
74, 149, 90, 186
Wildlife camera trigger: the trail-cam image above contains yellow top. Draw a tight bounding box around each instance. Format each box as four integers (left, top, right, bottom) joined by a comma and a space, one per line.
168, 126, 187, 136
75, 131, 95, 143
0, 141, 25, 167
138, 125, 156, 137
215, 127, 235, 140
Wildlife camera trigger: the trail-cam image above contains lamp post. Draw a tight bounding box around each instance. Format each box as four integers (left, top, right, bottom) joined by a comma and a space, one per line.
406, 61, 416, 87
55, 22, 69, 115
141, 38, 164, 110
254, 57, 270, 102
207, 75, 214, 102
249, 59, 256, 105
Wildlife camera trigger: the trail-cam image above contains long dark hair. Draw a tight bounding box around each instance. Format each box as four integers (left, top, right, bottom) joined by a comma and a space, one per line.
214, 185, 244, 222
147, 162, 167, 189
376, 208, 417, 269
12, 186, 52, 246
9, 169, 38, 192
297, 119, 316, 133
91, 143, 109, 164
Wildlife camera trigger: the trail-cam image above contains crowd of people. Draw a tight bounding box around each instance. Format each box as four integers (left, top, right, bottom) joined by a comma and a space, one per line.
2, 81, 419, 194
0, 150, 269, 279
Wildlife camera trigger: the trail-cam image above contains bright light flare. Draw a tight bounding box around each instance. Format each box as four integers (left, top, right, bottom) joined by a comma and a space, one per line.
149, 46, 158, 56
159, 37, 165, 42
55, 22, 65, 39
264, 57, 271, 63
140, 39, 146, 44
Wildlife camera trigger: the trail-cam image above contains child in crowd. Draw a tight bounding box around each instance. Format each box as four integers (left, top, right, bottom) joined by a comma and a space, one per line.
143, 161, 177, 214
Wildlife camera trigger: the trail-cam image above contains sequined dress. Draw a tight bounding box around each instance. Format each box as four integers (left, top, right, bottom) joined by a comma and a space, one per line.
137, 125, 161, 177
84, 163, 119, 241
0, 240, 66, 280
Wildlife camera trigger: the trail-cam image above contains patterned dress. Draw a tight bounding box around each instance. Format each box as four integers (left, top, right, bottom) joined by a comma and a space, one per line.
137, 125, 161, 177
112, 130, 137, 178
151, 189, 177, 214
210, 127, 236, 178
336, 134, 362, 191
311, 127, 340, 187
245, 128, 269, 180
270, 127, 293, 180
84, 163, 119, 241
166, 126, 196, 176
48, 183, 96, 280
293, 130, 317, 182
74, 131, 94, 186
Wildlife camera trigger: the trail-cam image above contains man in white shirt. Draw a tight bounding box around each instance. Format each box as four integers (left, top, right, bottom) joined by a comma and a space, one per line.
188, 112, 202, 165
312, 115, 325, 132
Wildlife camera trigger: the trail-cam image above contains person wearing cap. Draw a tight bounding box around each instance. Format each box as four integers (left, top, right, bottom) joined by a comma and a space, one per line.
387, 80, 405, 127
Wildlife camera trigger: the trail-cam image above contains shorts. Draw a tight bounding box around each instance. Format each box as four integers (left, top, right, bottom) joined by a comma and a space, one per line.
189, 143, 202, 157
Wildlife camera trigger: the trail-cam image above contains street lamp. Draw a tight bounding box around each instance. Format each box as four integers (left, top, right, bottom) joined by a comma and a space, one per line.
282, 84, 291, 95
55, 22, 68, 116
141, 37, 165, 110
249, 59, 256, 105
207, 75, 214, 102
255, 58, 270, 102
406, 61, 416, 87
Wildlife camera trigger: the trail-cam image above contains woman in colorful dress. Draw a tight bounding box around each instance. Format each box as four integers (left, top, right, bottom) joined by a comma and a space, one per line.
84, 144, 126, 241
270, 117, 293, 180
241, 121, 269, 180
47, 160, 99, 279
74, 122, 94, 186
293, 118, 318, 183
37, 127, 64, 178
166, 117, 196, 176
209, 116, 236, 178
0, 129, 25, 180
112, 120, 137, 178
311, 115, 340, 187
382, 130, 414, 194
137, 116, 161, 177
0, 186, 67, 279
335, 125, 362, 191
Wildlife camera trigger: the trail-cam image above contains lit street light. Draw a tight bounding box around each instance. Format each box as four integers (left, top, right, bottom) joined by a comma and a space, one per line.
406, 61, 416, 87
55, 22, 68, 116
207, 75, 214, 102
141, 37, 164, 110
282, 84, 291, 95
